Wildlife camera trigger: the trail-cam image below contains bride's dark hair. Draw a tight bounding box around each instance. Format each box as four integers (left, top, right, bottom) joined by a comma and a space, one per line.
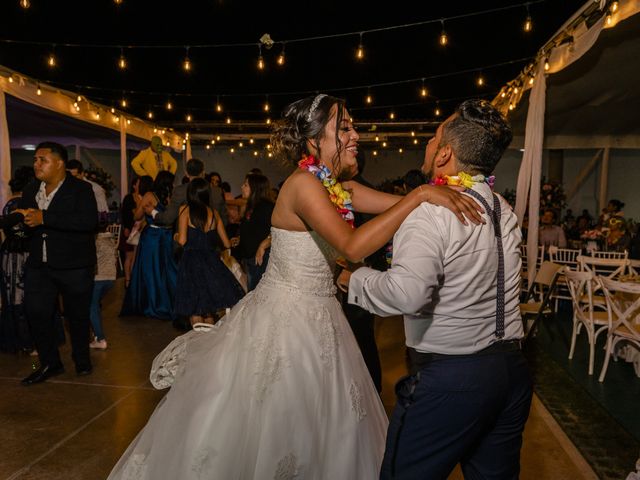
271, 94, 346, 172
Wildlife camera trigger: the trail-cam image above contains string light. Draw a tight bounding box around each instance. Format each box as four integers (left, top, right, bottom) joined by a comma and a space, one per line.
413, 139, 419, 145
420, 78, 428, 98
605, 12, 613, 26
410, 131, 415, 137
8, 76, 13, 83
374, 135, 379, 142
257, 45, 264, 70
114, 0, 123, 4
36, 84, 42, 95
110, 107, 115, 114
435, 104, 441, 116
263, 96, 270, 112
382, 141, 387, 148
76, 95, 82, 102
528, 77, 534, 85
249, 138, 254, 144
439, 20, 448, 46
183, 47, 191, 72
20, 0, 30, 8
47, 50, 56, 68
206, 144, 210, 150
147, 111, 153, 119
118, 48, 127, 70
508, 103, 515, 110
267, 152, 273, 158
266, 118, 271, 125
186, 114, 192, 122
120, 97, 127, 108
611, 1, 619, 12
544, 58, 550, 71
226, 117, 231, 124
238, 142, 244, 148
230, 148, 235, 153
95, 112, 100, 120
210, 139, 215, 144
399, 148, 403, 154
477, 74, 484, 86
253, 151, 259, 157
216, 135, 221, 141
215, 96, 223, 112
277, 43, 286, 66
365, 89, 373, 104
523, 4, 532, 32
356, 33, 364, 60
166, 100, 173, 110
389, 112, 395, 120
126, 119, 131, 125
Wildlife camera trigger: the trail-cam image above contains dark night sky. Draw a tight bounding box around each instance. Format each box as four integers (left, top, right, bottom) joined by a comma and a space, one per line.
0, 0, 586, 137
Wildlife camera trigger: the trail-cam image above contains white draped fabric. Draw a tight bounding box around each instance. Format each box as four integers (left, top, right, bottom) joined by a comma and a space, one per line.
0, 91, 11, 209
509, 0, 640, 283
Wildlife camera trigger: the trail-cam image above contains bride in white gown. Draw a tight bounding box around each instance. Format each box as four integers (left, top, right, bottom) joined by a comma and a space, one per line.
108, 94, 481, 480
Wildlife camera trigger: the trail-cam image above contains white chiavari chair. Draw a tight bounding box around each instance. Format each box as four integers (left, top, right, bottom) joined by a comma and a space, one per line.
564, 270, 609, 375
590, 250, 628, 260
548, 246, 581, 309
106, 223, 123, 270
596, 277, 640, 382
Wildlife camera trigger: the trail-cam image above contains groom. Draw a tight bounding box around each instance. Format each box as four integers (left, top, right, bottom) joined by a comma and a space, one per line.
343, 99, 531, 479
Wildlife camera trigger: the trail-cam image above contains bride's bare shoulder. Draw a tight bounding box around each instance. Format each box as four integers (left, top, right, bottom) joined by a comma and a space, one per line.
280, 169, 324, 196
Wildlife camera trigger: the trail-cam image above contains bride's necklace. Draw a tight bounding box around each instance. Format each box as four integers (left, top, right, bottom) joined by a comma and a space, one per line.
298, 155, 355, 228
430, 171, 495, 190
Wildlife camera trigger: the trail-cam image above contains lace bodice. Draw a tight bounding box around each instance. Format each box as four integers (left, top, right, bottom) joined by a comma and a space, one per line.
260, 227, 338, 296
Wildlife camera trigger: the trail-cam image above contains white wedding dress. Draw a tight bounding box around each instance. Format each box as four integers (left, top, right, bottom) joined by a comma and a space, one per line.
108, 227, 388, 480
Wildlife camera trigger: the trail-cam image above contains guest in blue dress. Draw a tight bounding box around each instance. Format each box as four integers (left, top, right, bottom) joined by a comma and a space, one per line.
121, 171, 177, 320
174, 178, 244, 326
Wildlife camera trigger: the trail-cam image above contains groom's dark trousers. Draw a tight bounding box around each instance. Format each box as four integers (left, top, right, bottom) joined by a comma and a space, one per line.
380, 345, 532, 480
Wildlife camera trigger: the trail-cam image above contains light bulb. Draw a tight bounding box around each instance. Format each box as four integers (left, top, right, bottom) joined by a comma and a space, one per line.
210, 139, 215, 144
183, 58, 191, 71
420, 87, 428, 97
161, 129, 165, 134
37, 86, 42, 95
439, 31, 448, 46
501, 91, 506, 98
277, 51, 285, 66
373, 150, 378, 156
413, 139, 418, 145
216, 135, 221, 141
114, 0, 123, 4
435, 107, 441, 116
509, 104, 514, 111
514, 87, 519, 94
399, 148, 403, 154
257, 56, 264, 70
268, 152, 273, 158
382, 141, 387, 148
410, 131, 415, 137
544, 60, 550, 71
356, 44, 364, 60
166, 101, 173, 110
266, 118, 271, 125
20, 0, 30, 9
147, 111, 153, 119
264, 102, 270, 112
118, 55, 127, 70
611, 1, 619, 12
249, 138, 254, 144
120, 98, 127, 108
389, 112, 395, 120
96, 112, 100, 120
47, 54, 56, 67
605, 14, 612, 26
127, 119, 131, 125
230, 148, 235, 153
374, 135, 379, 142
524, 16, 532, 32
253, 151, 258, 156
365, 95, 372, 104
477, 76, 484, 86
110, 107, 115, 114
239, 142, 243, 147
206, 145, 210, 150
186, 114, 192, 122
8, 76, 13, 83
226, 117, 231, 124
216, 103, 222, 113
529, 77, 534, 85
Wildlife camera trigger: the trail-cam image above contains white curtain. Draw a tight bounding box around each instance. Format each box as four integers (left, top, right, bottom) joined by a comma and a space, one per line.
120, 117, 128, 199
0, 91, 11, 209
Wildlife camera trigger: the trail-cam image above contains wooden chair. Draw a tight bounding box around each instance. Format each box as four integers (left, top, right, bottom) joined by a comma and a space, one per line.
106, 223, 123, 270
596, 277, 640, 382
564, 270, 609, 375
548, 246, 581, 309
578, 255, 629, 308
628, 259, 640, 276
520, 261, 563, 341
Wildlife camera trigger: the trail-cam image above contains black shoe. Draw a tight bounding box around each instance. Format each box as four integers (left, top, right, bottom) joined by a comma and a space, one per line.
76, 365, 93, 376
21, 364, 65, 386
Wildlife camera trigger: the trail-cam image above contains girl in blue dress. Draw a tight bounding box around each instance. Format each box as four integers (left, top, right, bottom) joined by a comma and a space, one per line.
121, 171, 177, 320
174, 178, 244, 326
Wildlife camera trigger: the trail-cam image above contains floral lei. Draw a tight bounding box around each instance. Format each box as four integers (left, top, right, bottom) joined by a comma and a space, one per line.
298, 155, 355, 228
430, 171, 495, 190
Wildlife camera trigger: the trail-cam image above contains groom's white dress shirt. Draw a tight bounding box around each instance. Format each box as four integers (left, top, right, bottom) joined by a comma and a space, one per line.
348, 183, 523, 355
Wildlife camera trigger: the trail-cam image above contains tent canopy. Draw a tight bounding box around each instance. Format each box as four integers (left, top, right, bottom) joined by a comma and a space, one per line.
6, 94, 148, 151
508, 12, 640, 150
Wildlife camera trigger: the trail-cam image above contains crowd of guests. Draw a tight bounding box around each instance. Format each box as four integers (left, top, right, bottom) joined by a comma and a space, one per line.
537, 199, 640, 257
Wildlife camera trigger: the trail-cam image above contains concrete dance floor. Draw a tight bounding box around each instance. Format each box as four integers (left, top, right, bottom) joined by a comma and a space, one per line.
0, 279, 597, 479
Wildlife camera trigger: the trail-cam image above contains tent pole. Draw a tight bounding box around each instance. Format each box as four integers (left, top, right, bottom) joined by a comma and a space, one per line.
598, 147, 610, 212
0, 91, 11, 210
120, 117, 128, 201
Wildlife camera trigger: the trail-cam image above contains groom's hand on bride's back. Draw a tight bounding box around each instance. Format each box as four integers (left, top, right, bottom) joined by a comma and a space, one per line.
419, 185, 485, 226
337, 269, 352, 293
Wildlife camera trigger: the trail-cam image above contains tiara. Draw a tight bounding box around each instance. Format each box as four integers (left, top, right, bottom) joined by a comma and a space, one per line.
306, 94, 327, 122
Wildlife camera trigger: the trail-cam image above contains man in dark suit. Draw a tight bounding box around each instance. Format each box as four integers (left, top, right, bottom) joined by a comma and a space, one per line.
20, 142, 98, 385
148, 158, 227, 227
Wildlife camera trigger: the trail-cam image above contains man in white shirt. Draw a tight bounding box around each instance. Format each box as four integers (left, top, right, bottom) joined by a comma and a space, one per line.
342, 100, 531, 479
66, 159, 109, 214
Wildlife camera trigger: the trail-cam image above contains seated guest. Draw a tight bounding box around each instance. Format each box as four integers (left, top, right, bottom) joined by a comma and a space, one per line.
538, 209, 567, 248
